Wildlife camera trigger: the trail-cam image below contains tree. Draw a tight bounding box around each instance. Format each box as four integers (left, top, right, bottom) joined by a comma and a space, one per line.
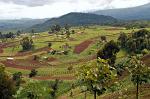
15, 81, 49, 99
29, 69, 37, 78
71, 30, 75, 34
64, 24, 70, 31
0, 64, 16, 99
97, 40, 120, 66
0, 32, 2, 39
125, 29, 150, 53
66, 30, 71, 38
13, 72, 22, 86
64, 24, 71, 38
118, 32, 127, 48
50, 25, 61, 33
33, 55, 39, 61
20, 37, 34, 51
128, 56, 150, 99
100, 36, 107, 42
48, 42, 52, 48
16, 30, 21, 36
55, 25, 61, 32
31, 29, 35, 35
77, 59, 117, 99
49, 79, 60, 99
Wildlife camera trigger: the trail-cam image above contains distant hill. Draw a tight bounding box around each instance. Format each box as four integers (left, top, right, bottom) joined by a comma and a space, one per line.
28, 12, 118, 32
0, 19, 48, 33
93, 3, 150, 20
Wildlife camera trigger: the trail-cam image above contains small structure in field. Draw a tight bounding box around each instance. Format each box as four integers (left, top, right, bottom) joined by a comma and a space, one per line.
62, 43, 71, 51
7, 57, 14, 61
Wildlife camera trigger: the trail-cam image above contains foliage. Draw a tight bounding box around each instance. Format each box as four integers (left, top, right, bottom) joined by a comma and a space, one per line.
16, 30, 22, 36
124, 29, 150, 54
13, 72, 22, 86
142, 49, 149, 55
50, 24, 61, 33
49, 79, 60, 99
128, 56, 150, 85
100, 36, 107, 42
48, 42, 52, 48
20, 37, 34, 51
0, 64, 16, 99
77, 58, 117, 99
97, 40, 120, 66
115, 60, 126, 76
128, 55, 150, 99
14, 81, 50, 99
0, 32, 15, 39
118, 32, 128, 48
29, 69, 38, 78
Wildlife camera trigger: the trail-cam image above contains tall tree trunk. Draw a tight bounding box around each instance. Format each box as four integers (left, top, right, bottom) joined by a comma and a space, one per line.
94, 90, 96, 99
136, 75, 139, 99
84, 91, 87, 99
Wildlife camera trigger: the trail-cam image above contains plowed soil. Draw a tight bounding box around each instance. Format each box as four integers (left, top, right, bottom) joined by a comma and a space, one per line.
73, 40, 93, 54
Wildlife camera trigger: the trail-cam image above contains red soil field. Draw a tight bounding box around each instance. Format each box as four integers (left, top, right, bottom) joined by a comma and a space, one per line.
73, 40, 93, 54
16, 47, 51, 56
1, 60, 37, 70
0, 48, 3, 53
47, 57, 57, 62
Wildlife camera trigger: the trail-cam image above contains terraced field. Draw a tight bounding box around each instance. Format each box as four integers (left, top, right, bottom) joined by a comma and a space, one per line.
0, 26, 149, 98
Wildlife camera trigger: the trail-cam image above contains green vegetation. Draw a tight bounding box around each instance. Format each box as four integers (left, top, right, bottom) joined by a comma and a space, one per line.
0, 64, 16, 99
0, 25, 149, 99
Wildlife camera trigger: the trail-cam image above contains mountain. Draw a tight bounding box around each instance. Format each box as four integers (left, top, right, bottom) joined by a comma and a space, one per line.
0, 19, 48, 33
28, 12, 117, 32
93, 3, 150, 20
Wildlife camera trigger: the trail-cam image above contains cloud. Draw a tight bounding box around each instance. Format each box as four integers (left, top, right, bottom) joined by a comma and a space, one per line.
0, 0, 149, 19
0, 0, 52, 6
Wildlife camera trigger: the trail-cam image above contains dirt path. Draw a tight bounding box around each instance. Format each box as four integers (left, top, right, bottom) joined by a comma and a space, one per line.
32, 76, 75, 80
15, 47, 50, 56
0, 57, 52, 70
1, 60, 38, 70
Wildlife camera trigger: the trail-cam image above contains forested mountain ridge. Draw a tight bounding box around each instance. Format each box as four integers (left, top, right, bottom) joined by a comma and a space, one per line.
28, 12, 118, 32
93, 3, 150, 20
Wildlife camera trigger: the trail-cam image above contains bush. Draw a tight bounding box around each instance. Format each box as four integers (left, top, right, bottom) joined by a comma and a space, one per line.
142, 49, 149, 55
97, 40, 120, 66
29, 69, 38, 78
63, 51, 69, 55
20, 37, 34, 51
13, 72, 22, 86
0, 64, 16, 99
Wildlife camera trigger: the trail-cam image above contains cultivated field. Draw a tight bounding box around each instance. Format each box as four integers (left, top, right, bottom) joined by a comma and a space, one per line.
0, 26, 150, 99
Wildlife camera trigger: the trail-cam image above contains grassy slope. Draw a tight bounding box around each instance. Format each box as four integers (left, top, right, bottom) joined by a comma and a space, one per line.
1, 26, 150, 98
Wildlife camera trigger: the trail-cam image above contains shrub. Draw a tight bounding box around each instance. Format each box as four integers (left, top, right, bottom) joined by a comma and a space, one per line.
29, 69, 38, 78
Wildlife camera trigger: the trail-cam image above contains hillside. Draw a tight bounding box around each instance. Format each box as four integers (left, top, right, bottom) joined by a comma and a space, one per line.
28, 12, 118, 32
0, 25, 149, 99
0, 19, 48, 33
93, 3, 150, 20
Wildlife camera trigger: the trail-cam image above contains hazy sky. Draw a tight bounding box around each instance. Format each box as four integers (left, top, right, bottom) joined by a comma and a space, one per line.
0, 0, 150, 19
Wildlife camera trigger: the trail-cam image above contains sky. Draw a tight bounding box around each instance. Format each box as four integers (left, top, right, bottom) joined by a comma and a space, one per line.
0, 0, 150, 19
